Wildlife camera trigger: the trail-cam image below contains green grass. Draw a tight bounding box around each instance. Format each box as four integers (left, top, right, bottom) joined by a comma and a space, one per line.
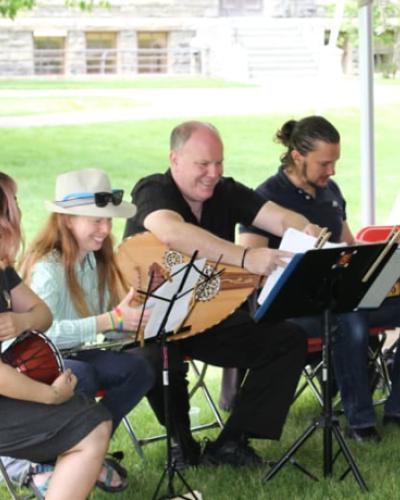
0, 96, 146, 116
1, 82, 400, 499
2, 366, 398, 499
3, 107, 400, 243
0, 77, 254, 90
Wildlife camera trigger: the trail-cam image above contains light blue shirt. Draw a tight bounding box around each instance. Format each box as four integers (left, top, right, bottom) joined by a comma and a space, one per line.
30, 251, 110, 349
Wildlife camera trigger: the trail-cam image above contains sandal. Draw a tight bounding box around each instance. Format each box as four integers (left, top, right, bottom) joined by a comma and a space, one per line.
104, 456, 128, 479
96, 458, 128, 493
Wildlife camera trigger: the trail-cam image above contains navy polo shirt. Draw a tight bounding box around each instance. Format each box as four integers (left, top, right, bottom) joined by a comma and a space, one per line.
240, 168, 347, 248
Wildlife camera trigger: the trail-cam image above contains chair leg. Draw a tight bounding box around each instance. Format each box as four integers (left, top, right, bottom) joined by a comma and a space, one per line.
133, 361, 224, 453
189, 360, 224, 429
122, 416, 145, 461
368, 332, 393, 405
293, 362, 324, 407
0, 458, 31, 500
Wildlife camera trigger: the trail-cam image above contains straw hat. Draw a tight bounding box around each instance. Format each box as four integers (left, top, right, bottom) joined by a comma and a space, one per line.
45, 168, 136, 218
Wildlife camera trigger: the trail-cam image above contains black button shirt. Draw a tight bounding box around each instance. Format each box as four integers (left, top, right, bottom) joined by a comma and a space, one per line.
124, 169, 265, 242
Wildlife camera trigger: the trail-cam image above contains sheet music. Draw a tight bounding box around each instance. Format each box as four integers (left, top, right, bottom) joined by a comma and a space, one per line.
257, 228, 344, 305
144, 258, 207, 339
358, 246, 400, 309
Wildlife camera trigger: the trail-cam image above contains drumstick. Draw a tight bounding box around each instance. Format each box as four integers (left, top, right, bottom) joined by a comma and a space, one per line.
318, 232, 332, 249
314, 228, 332, 249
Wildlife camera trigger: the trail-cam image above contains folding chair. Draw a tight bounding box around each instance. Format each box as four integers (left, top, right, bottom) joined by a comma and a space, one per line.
0, 458, 32, 500
295, 225, 400, 409
293, 338, 324, 406
125, 358, 224, 456
355, 224, 400, 400
294, 330, 392, 410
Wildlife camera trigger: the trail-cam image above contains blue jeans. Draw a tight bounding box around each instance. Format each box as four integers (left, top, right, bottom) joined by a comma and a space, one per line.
290, 296, 400, 429
65, 348, 154, 432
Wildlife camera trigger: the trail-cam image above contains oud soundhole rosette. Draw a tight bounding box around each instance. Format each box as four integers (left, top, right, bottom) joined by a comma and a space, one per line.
195, 264, 221, 302
164, 250, 184, 270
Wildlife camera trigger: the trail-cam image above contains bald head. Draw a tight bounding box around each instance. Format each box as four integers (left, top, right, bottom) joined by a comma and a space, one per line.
170, 121, 222, 152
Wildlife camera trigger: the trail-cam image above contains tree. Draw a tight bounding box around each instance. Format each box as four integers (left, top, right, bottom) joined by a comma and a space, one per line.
0, 0, 35, 18
0, 0, 108, 19
336, 0, 400, 77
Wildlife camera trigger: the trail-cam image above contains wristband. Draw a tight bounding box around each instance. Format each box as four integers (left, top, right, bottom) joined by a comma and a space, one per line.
108, 311, 116, 330
241, 247, 250, 269
113, 306, 124, 331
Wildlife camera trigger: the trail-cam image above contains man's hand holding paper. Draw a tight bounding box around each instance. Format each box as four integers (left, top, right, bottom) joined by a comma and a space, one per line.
242, 247, 293, 276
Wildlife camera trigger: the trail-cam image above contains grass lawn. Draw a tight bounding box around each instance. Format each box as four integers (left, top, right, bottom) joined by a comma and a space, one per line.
3, 107, 400, 242
0, 76, 254, 90
3, 367, 400, 499
1, 83, 400, 499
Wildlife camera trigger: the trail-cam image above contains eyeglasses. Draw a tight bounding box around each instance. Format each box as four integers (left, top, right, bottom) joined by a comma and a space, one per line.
60, 189, 124, 208
94, 190, 123, 207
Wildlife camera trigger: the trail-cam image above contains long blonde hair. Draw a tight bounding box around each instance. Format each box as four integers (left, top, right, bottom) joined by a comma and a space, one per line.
21, 213, 128, 317
0, 172, 22, 266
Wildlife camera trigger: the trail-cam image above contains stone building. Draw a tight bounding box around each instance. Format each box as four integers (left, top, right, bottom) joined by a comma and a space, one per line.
0, 0, 330, 79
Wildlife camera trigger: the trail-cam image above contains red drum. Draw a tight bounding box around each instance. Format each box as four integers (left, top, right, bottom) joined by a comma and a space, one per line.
2, 331, 64, 384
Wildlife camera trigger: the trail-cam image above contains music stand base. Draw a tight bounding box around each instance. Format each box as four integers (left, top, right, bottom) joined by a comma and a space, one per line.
152, 462, 200, 500
263, 417, 368, 492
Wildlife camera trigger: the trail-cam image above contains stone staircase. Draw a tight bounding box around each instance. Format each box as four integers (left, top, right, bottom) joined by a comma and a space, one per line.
230, 18, 324, 80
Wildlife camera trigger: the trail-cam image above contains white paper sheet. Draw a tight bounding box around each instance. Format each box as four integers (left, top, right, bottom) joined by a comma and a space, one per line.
144, 258, 207, 339
257, 228, 343, 305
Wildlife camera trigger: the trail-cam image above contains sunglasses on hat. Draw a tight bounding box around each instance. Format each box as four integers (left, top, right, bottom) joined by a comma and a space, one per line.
59, 189, 124, 208
94, 190, 123, 207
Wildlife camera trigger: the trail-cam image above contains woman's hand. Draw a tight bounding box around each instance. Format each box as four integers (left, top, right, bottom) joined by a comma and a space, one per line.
50, 369, 77, 404
115, 287, 152, 332
0, 312, 26, 340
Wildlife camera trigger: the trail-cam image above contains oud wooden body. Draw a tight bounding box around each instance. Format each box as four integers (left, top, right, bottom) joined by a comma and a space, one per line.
116, 232, 260, 341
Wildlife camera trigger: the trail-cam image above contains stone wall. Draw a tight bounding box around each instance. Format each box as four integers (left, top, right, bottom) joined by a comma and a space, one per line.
0, 31, 33, 75
65, 30, 86, 74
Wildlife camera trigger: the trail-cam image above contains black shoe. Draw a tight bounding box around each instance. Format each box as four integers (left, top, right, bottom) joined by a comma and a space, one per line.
170, 438, 201, 471
346, 426, 381, 443
201, 438, 264, 467
383, 415, 400, 427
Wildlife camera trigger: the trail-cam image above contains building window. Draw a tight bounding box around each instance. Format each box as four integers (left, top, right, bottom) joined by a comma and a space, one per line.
85, 32, 117, 74
137, 32, 168, 73
34, 37, 65, 75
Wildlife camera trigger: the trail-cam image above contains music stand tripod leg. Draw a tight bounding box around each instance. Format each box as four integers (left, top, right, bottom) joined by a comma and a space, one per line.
263, 307, 368, 491
152, 339, 199, 500
331, 424, 368, 491
263, 420, 319, 482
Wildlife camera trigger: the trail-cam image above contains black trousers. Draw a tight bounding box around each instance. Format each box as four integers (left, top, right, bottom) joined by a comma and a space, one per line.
141, 309, 306, 442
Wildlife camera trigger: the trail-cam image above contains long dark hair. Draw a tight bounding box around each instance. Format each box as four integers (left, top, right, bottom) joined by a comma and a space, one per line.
275, 116, 340, 170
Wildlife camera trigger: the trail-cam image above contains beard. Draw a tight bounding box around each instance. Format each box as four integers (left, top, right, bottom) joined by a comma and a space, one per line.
301, 160, 328, 189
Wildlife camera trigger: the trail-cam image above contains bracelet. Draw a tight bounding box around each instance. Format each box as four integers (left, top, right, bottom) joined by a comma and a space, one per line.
113, 306, 124, 331
108, 311, 116, 330
241, 247, 250, 269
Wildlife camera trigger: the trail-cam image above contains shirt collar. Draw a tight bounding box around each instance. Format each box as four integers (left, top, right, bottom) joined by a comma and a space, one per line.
75, 252, 96, 274
277, 168, 328, 200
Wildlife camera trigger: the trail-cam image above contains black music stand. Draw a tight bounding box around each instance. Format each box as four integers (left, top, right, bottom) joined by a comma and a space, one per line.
254, 242, 398, 492
144, 251, 209, 500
